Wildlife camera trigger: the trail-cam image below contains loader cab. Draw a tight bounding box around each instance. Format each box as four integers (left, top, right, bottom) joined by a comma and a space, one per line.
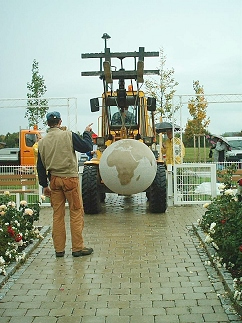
90, 90, 157, 143
20, 128, 42, 166
110, 106, 138, 128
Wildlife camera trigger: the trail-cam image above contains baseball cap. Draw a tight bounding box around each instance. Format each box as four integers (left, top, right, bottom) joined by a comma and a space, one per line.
46, 111, 61, 121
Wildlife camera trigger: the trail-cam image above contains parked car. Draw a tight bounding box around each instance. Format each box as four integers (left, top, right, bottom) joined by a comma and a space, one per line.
78, 153, 88, 166
224, 137, 242, 167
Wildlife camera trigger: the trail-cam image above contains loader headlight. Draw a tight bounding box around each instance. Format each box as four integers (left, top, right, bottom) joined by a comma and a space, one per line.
143, 137, 153, 146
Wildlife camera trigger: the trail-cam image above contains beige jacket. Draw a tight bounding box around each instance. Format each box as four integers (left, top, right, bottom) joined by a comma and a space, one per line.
38, 128, 78, 178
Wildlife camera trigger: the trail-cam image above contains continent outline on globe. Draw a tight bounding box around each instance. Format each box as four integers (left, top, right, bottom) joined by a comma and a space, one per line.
99, 139, 157, 195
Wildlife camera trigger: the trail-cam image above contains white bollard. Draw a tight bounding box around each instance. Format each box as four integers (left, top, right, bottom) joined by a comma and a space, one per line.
167, 164, 173, 206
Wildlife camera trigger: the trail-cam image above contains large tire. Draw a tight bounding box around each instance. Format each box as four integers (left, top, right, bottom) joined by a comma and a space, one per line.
100, 193, 106, 202
149, 164, 167, 213
82, 165, 101, 214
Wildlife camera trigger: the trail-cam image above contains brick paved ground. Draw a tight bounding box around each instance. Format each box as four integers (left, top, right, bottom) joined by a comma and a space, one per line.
0, 193, 241, 322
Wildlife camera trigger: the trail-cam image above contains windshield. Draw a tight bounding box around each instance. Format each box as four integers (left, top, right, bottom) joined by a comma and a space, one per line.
25, 134, 37, 147
25, 131, 44, 147
110, 106, 137, 126
227, 139, 242, 150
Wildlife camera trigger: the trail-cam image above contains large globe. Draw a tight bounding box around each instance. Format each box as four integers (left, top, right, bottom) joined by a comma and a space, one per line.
99, 139, 157, 195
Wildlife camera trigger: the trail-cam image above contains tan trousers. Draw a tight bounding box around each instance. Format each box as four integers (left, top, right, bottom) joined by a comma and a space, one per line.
50, 176, 84, 252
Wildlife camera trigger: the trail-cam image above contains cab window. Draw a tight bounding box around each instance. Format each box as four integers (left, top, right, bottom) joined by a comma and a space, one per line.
110, 106, 137, 126
25, 134, 37, 147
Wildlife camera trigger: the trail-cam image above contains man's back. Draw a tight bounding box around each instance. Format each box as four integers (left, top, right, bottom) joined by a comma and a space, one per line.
38, 128, 78, 177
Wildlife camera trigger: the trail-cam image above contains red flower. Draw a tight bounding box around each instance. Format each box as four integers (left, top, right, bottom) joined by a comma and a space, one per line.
15, 234, 22, 242
238, 178, 242, 186
7, 226, 15, 237
239, 245, 242, 252
221, 219, 226, 224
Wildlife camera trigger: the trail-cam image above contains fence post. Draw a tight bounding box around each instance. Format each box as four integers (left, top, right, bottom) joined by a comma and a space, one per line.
210, 163, 218, 198
167, 164, 173, 206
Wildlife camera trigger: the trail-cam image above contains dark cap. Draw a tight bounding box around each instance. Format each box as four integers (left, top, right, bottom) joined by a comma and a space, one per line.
46, 111, 61, 121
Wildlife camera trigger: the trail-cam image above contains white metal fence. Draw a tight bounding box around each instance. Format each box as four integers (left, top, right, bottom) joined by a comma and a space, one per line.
0, 165, 84, 207
171, 161, 241, 206
0, 165, 39, 206
0, 163, 241, 208
172, 163, 217, 205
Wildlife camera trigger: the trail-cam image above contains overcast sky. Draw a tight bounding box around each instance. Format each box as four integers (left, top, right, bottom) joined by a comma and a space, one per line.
0, 0, 241, 135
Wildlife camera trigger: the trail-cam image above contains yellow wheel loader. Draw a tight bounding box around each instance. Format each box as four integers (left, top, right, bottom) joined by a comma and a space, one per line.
81, 35, 167, 214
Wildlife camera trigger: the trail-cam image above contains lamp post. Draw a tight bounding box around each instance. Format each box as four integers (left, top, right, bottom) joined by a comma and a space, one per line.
101, 33, 111, 51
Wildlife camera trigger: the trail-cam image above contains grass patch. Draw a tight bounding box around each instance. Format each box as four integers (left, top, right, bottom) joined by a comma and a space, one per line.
184, 147, 211, 163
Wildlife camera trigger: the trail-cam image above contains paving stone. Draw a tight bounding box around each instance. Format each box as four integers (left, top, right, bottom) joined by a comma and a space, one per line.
7, 317, 35, 323
32, 318, 58, 323
0, 318, 12, 323
105, 316, 130, 323
80, 316, 106, 323
179, 313, 205, 322
56, 318, 81, 323
203, 312, 232, 321
154, 314, 179, 323
129, 315, 155, 323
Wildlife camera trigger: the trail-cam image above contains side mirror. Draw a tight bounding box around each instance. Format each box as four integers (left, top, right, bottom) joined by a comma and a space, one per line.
147, 97, 156, 111
90, 98, 100, 112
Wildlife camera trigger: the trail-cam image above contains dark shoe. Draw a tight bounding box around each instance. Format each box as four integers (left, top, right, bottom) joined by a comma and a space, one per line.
56, 251, 65, 257
72, 247, 93, 257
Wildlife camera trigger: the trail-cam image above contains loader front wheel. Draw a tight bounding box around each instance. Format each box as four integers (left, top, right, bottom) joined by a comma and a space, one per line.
82, 165, 101, 214
149, 164, 167, 213
100, 193, 106, 202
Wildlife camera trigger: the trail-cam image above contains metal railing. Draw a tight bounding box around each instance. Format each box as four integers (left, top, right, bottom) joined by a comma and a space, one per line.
1, 163, 241, 208
0, 165, 39, 206
172, 161, 241, 206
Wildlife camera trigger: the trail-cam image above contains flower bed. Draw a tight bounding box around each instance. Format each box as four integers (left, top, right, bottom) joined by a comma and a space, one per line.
0, 191, 46, 276
196, 164, 242, 303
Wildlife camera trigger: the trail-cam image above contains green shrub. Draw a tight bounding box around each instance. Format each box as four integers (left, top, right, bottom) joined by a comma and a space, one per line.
199, 164, 242, 297
0, 191, 44, 275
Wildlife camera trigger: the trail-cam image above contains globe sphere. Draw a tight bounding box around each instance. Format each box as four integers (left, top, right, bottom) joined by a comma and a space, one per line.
99, 139, 157, 195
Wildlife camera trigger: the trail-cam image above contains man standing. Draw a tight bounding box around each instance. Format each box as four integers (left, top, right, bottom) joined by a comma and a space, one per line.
209, 138, 227, 170
37, 111, 94, 258
162, 128, 185, 165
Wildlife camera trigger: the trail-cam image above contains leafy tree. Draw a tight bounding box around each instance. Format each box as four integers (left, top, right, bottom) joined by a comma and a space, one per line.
183, 81, 210, 147
25, 59, 48, 129
3, 132, 19, 148
145, 48, 179, 122
0, 134, 5, 143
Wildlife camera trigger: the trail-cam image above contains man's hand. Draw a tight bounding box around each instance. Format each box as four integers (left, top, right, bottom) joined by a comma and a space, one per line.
85, 123, 93, 132
43, 186, 51, 198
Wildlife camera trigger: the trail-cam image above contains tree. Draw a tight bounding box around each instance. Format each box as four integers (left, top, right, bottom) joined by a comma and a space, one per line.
145, 48, 179, 122
3, 132, 19, 148
25, 59, 48, 129
183, 80, 210, 147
